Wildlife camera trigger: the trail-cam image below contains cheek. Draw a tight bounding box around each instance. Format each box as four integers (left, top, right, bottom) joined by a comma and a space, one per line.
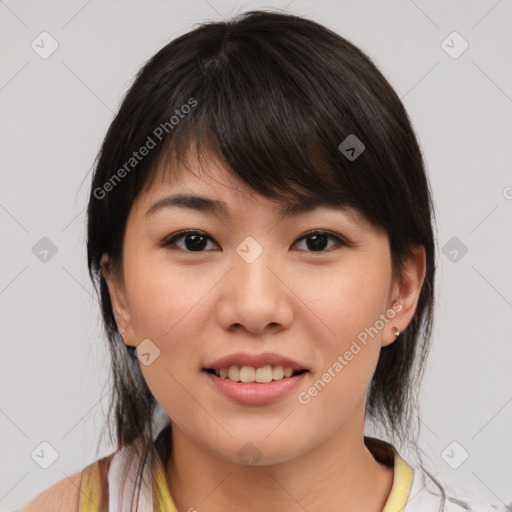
294, 260, 389, 401
124, 256, 214, 408
295, 281, 385, 422
138, 357, 210, 442
125, 250, 214, 340
295, 257, 390, 345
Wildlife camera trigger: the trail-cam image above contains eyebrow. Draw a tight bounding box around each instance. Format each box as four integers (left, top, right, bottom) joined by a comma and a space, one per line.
144, 193, 349, 220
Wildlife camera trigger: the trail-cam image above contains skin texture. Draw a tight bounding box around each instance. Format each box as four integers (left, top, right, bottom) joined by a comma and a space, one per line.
101, 151, 426, 512
19, 470, 81, 511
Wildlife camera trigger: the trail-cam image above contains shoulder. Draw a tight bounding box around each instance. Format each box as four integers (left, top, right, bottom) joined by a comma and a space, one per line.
19, 470, 82, 512
19, 453, 114, 512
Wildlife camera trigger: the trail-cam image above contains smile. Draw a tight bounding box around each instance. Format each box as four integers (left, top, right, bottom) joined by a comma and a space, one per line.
202, 367, 309, 405
205, 364, 308, 383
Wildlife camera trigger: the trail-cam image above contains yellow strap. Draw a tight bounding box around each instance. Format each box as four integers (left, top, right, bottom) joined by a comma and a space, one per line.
153, 455, 179, 512
382, 452, 414, 512
78, 460, 105, 512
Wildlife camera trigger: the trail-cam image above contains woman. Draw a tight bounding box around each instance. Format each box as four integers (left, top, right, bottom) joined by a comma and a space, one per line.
20, 9, 507, 512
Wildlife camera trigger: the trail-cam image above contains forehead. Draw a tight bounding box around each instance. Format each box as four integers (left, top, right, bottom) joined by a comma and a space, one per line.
135, 148, 373, 229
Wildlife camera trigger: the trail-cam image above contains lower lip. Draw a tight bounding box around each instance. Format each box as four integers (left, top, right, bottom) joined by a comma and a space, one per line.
203, 371, 308, 405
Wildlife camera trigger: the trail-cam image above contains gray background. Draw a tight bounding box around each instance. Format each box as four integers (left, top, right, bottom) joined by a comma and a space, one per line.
1, 0, 511, 509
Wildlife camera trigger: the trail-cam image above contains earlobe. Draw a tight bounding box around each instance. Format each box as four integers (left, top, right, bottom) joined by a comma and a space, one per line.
100, 253, 135, 347
381, 300, 403, 347
382, 244, 427, 347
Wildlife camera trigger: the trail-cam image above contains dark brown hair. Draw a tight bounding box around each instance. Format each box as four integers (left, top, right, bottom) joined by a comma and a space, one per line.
86, 9, 437, 508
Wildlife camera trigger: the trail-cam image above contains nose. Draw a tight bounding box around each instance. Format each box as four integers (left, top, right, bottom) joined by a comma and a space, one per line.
215, 244, 294, 336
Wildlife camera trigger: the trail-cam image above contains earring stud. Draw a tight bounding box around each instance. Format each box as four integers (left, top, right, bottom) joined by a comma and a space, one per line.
392, 327, 400, 337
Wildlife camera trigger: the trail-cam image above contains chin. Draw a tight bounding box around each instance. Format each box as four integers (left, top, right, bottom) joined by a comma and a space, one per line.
206, 436, 306, 467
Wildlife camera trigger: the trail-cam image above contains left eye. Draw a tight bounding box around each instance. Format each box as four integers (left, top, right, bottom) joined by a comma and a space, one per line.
293, 230, 348, 252
161, 229, 348, 253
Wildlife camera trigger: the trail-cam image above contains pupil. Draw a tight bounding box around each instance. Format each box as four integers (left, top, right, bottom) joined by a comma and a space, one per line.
307, 234, 328, 251
185, 234, 207, 251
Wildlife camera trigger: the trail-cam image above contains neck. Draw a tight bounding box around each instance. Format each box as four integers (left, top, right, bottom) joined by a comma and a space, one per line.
164, 416, 394, 512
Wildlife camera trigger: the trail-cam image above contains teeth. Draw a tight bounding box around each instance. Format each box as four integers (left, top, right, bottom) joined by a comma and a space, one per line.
283, 367, 293, 378
255, 365, 272, 383
227, 366, 239, 382
272, 366, 284, 380
239, 366, 255, 382
214, 365, 303, 383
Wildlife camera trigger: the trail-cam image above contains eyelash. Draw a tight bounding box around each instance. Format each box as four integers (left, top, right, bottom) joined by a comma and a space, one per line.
160, 229, 351, 253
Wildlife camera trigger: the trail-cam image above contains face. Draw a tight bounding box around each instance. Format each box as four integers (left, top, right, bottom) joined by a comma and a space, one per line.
101, 151, 425, 466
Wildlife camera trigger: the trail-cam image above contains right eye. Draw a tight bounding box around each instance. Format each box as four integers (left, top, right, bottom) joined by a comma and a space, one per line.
160, 230, 219, 252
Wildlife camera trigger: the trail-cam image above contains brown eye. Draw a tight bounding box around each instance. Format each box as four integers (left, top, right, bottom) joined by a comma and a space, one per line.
161, 230, 218, 252
293, 230, 349, 252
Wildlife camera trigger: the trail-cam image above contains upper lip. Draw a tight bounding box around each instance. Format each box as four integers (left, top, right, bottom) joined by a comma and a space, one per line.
204, 352, 309, 371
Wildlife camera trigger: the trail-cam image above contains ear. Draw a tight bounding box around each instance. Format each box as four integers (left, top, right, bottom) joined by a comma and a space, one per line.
382, 244, 427, 347
100, 253, 136, 347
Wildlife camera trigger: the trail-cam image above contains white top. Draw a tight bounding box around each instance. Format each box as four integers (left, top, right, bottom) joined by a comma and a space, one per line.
404, 463, 510, 511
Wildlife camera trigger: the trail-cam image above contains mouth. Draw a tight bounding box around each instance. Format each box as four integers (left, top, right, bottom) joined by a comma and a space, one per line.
202, 366, 310, 405
202, 366, 309, 383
